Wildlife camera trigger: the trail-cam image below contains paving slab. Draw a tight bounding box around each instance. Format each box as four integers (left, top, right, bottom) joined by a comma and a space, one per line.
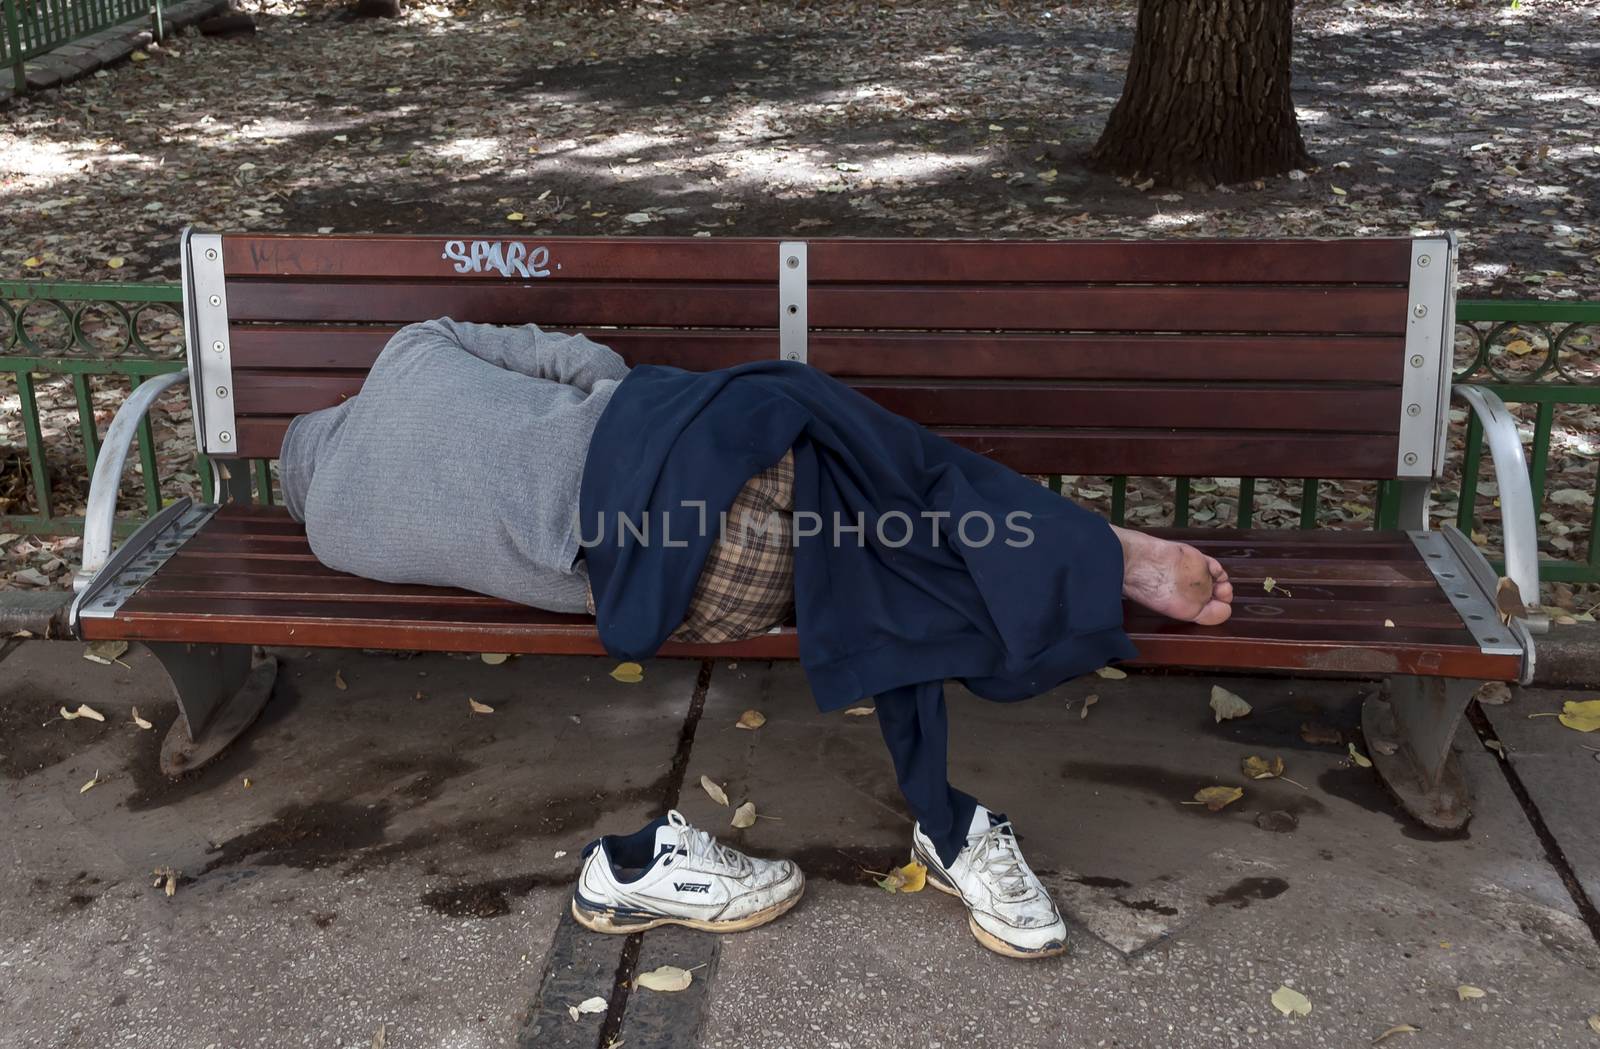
688, 663, 1600, 1047
0, 642, 700, 1047
1480, 685, 1600, 906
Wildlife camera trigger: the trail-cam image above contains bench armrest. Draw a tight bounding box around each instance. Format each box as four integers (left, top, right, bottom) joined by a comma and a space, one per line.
1450, 384, 1540, 616
74, 369, 191, 590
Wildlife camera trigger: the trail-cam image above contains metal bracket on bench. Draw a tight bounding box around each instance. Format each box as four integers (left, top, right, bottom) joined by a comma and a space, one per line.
779, 241, 808, 364
70, 499, 218, 627
1407, 528, 1525, 662
1396, 234, 1457, 479
182, 227, 238, 457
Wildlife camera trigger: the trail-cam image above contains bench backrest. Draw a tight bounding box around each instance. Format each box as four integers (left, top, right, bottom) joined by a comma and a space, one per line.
180, 231, 1457, 482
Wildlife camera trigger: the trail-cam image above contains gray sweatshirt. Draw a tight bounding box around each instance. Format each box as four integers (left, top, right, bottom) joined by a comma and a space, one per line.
279, 318, 630, 613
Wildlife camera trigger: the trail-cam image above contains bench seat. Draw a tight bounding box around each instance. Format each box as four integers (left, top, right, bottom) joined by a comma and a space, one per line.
79, 504, 1521, 681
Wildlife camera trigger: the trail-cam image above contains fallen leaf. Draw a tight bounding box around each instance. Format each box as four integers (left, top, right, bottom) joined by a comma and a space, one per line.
1349, 743, 1374, 768
735, 709, 766, 730
1473, 681, 1512, 706
571, 995, 608, 1018
843, 706, 875, 716
610, 661, 644, 683
60, 703, 105, 722
1210, 686, 1252, 722
1263, 576, 1292, 597
701, 775, 729, 806
1383, 619, 1396, 628
635, 965, 693, 992
1080, 693, 1099, 720
1242, 755, 1286, 780
106, 256, 125, 269
131, 708, 153, 730
468, 698, 495, 714
505, 212, 525, 222
480, 653, 509, 665
1557, 699, 1600, 732
130, 50, 148, 61
1094, 666, 1127, 680
875, 860, 928, 893
1586, 1014, 1600, 1034
335, 670, 348, 690
1372, 1023, 1419, 1044
1271, 985, 1312, 1016
372, 1023, 388, 1049
1456, 985, 1485, 1001
23, 256, 43, 267
243, 777, 253, 788
82, 639, 128, 665
80, 770, 103, 793
152, 866, 178, 896
731, 801, 757, 828
1190, 785, 1244, 811
1484, 739, 1506, 759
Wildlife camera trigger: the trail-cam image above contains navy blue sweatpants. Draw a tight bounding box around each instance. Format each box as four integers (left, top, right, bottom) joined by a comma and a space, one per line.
874, 681, 979, 867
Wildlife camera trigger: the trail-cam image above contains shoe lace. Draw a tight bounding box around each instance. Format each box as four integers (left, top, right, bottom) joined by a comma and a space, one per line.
968, 821, 1033, 901
668, 810, 750, 875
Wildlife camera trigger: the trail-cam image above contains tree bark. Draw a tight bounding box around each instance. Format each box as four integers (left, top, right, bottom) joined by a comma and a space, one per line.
1089, 0, 1312, 187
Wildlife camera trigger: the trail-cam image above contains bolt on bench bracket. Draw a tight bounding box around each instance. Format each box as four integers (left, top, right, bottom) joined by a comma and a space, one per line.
183, 227, 238, 456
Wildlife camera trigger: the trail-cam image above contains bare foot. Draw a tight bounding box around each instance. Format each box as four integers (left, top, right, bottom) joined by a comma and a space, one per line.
1111, 525, 1234, 626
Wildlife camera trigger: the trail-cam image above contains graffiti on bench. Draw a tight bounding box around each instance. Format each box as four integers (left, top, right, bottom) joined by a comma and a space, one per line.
441, 240, 558, 279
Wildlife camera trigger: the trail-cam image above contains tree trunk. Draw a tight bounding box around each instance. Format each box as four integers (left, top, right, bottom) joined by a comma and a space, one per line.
1089, 0, 1311, 187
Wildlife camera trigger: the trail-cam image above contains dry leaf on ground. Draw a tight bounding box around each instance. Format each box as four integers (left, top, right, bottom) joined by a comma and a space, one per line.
609, 661, 644, 683
1456, 985, 1486, 1001
1349, 743, 1374, 768
82, 640, 128, 665
1473, 681, 1512, 706
1586, 1014, 1600, 1034
731, 801, 757, 828
152, 866, 178, 896
79, 770, 103, 793
735, 709, 766, 730
131, 708, 153, 730
468, 698, 494, 714
843, 706, 875, 717
480, 653, 509, 665
371, 1023, 388, 1049
875, 860, 928, 894
1210, 686, 1252, 722
1271, 985, 1312, 1016
1242, 755, 1285, 780
1556, 699, 1600, 732
1189, 785, 1244, 811
701, 775, 729, 806
1094, 666, 1127, 680
1080, 693, 1099, 720
1372, 1023, 1419, 1044
635, 966, 693, 992
335, 670, 348, 690
569, 995, 609, 1020
60, 703, 105, 722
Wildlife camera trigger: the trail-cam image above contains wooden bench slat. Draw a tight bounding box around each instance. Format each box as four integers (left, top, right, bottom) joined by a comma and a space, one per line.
223, 280, 1409, 335
222, 235, 1412, 286
230, 327, 1406, 384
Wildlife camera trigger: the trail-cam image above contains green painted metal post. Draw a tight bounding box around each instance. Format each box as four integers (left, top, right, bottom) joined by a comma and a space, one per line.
1174, 477, 1191, 527
1456, 415, 1485, 533
4, 0, 25, 96
1110, 476, 1127, 526
1236, 477, 1256, 529
1299, 479, 1319, 530
130, 374, 163, 517
1528, 401, 1554, 513
71, 372, 101, 476
152, 0, 164, 41
14, 369, 53, 519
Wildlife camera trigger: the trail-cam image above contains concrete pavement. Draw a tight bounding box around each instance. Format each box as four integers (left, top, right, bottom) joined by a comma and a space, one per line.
2, 642, 1597, 1048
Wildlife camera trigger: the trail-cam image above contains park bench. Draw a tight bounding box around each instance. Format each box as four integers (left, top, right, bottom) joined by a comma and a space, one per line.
69, 229, 1541, 831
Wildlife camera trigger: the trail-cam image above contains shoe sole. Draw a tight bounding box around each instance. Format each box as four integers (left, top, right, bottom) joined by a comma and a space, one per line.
912, 845, 1069, 961
570, 878, 805, 935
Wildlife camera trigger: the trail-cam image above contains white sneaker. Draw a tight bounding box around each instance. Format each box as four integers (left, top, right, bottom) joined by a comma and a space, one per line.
572, 810, 804, 934
912, 806, 1068, 959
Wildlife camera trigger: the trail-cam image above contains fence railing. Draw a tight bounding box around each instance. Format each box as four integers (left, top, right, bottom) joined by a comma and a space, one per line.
3, 282, 1598, 585
2, 0, 162, 94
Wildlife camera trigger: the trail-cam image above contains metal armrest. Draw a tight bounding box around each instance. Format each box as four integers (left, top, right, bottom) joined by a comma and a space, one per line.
74, 369, 191, 590
1450, 385, 1541, 619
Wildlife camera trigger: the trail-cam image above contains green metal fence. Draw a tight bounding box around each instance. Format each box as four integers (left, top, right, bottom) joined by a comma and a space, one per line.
2, 0, 162, 94
3, 281, 1598, 584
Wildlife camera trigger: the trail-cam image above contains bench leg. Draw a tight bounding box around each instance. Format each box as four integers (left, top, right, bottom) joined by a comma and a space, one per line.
1362, 676, 1473, 832
147, 642, 278, 777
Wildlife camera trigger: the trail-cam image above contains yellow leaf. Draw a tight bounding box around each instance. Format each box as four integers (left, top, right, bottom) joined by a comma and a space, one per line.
1332, 186, 1348, 196
1263, 576, 1293, 596
83, 640, 128, 665
23, 256, 43, 268
506, 212, 525, 222
730, 801, 757, 828
843, 706, 874, 717
1192, 785, 1243, 811
1557, 699, 1600, 732
700, 775, 729, 806
610, 661, 644, 683
1271, 985, 1312, 1016
1080, 693, 1099, 720
80, 770, 102, 794
1456, 985, 1485, 1001
1349, 742, 1374, 768
1242, 755, 1285, 780
130, 50, 149, 61
876, 860, 928, 893
106, 257, 125, 269
132, 707, 153, 730
735, 709, 766, 730
1505, 338, 1534, 356
1094, 666, 1127, 680
635, 965, 693, 992
335, 670, 348, 690
1210, 685, 1252, 722
480, 653, 510, 665
243, 777, 252, 788
468, 698, 494, 714
1372, 1023, 1418, 1044
384, 85, 403, 94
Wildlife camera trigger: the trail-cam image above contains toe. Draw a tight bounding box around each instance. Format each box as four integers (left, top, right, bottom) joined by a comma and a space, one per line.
1195, 598, 1233, 626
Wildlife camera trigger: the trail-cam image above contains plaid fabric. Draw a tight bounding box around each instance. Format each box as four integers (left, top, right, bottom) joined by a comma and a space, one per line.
584, 451, 796, 644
